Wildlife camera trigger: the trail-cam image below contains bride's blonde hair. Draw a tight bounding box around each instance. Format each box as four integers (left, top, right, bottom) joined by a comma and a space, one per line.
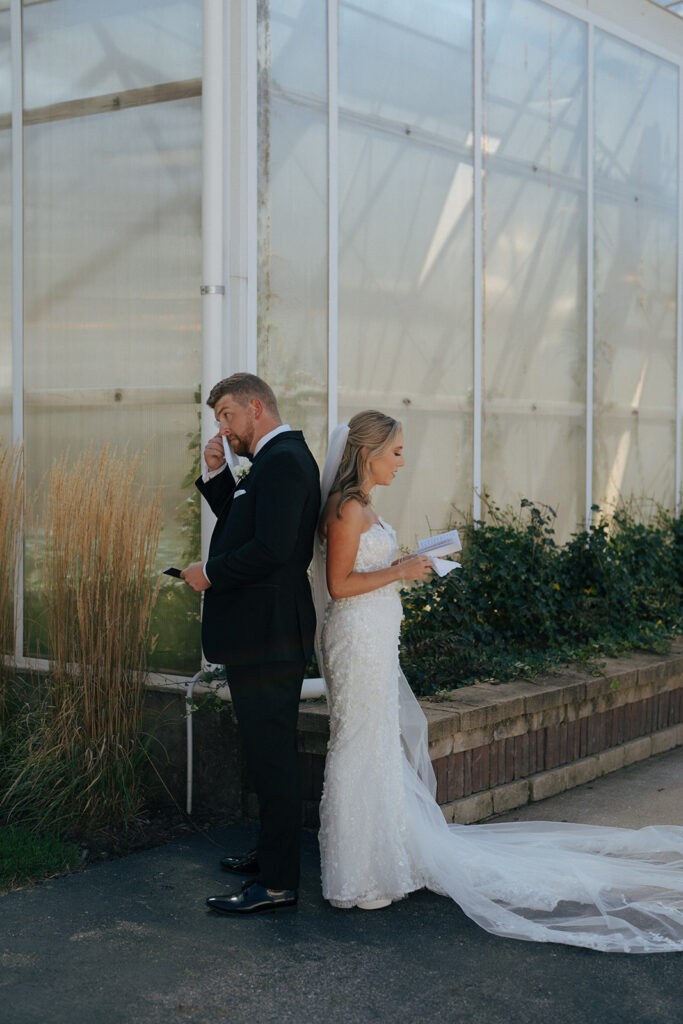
332, 410, 402, 515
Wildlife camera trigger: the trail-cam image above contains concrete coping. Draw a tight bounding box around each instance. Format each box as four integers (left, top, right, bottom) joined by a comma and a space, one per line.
296, 640, 683, 740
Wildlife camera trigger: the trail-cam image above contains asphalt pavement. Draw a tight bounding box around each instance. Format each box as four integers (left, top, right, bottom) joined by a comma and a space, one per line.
1, 746, 682, 1024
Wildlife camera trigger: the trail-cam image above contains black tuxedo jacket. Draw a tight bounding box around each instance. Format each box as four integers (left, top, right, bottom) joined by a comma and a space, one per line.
195, 430, 321, 667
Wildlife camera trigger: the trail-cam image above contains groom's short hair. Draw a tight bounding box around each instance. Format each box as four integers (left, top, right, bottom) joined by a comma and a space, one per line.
207, 373, 280, 417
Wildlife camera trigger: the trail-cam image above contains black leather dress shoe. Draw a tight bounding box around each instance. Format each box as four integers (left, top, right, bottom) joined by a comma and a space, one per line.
206, 882, 298, 915
219, 849, 259, 874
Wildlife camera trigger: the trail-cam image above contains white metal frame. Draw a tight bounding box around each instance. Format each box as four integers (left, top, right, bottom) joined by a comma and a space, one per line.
10, 0, 23, 662
543, 0, 683, 65
327, 0, 339, 438
472, 0, 483, 523
245, 0, 258, 373
585, 24, 595, 529
677, 65, 683, 516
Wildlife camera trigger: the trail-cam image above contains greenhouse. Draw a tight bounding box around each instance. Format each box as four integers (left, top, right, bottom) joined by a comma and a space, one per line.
2, 0, 683, 674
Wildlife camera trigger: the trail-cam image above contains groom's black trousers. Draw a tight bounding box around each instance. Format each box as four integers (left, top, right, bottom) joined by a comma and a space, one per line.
226, 660, 305, 892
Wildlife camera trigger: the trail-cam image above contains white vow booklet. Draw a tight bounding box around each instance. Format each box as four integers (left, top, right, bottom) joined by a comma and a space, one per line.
417, 529, 462, 577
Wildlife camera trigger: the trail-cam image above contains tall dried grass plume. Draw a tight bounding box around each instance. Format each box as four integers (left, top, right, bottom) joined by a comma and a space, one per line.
3, 446, 161, 832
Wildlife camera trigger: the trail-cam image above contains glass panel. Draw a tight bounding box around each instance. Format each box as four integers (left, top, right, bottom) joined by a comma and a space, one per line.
23, 0, 202, 108
482, 0, 587, 542
593, 33, 678, 514
338, 0, 473, 545
339, 0, 472, 142
23, 1, 203, 672
257, 0, 329, 460
0, 3, 10, 444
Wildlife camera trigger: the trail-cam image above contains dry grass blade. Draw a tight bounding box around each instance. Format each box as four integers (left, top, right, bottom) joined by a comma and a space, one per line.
0, 441, 24, 722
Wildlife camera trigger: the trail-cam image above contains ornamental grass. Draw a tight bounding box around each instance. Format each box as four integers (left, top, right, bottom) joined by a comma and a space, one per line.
0, 441, 24, 724
1, 446, 161, 833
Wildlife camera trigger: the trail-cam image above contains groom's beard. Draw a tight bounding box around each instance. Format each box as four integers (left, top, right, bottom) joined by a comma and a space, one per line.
226, 433, 253, 458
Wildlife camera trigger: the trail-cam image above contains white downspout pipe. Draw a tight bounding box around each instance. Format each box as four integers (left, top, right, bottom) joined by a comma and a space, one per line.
185, 671, 202, 815
187, 0, 225, 819
201, 0, 225, 544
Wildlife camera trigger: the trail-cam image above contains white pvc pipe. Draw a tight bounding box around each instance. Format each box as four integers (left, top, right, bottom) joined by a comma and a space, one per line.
201, 0, 225, 562
185, 671, 202, 815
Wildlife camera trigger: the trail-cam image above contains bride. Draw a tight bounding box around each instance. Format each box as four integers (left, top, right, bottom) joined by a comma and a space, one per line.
311, 411, 683, 953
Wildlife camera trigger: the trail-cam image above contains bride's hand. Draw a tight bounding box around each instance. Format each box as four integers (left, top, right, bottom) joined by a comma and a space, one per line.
397, 554, 434, 583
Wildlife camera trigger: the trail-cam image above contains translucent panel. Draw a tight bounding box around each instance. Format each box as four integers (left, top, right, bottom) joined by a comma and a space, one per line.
339, 0, 472, 142
482, 175, 587, 537
268, 0, 328, 98
339, 2, 473, 545
594, 199, 677, 510
485, 0, 587, 179
0, 5, 10, 444
593, 32, 678, 513
0, 5, 9, 119
257, 1, 328, 463
23, 0, 201, 108
594, 33, 678, 203
483, 0, 587, 541
23, 97, 202, 671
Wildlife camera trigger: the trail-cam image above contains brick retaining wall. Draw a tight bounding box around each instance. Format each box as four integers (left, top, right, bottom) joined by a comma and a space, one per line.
296, 641, 683, 826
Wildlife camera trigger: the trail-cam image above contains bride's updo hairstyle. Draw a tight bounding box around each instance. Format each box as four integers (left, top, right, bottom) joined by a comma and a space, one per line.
332, 410, 401, 516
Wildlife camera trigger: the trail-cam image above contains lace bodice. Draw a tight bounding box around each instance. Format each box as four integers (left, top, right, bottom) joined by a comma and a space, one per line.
320, 519, 400, 612
352, 520, 397, 571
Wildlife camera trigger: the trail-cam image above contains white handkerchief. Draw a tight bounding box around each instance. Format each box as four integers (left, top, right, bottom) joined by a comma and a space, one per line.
234, 489, 247, 498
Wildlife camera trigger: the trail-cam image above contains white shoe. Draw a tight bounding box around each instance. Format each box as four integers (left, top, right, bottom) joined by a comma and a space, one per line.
357, 898, 392, 911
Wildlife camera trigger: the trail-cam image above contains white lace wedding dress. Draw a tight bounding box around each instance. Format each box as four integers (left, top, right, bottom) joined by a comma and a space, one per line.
317, 519, 683, 953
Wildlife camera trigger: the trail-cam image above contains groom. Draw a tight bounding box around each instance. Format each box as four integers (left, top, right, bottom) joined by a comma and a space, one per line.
181, 373, 320, 914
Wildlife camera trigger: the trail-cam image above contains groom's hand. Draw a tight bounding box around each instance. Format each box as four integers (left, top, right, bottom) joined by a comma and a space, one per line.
204, 433, 229, 471
181, 562, 211, 591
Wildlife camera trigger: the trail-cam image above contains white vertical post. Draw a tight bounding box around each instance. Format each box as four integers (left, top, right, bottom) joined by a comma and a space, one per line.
11, 0, 24, 662
201, 0, 225, 562
327, 0, 339, 437
245, 0, 258, 373
585, 24, 595, 530
472, 0, 483, 522
676, 66, 683, 517
224, 0, 257, 376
